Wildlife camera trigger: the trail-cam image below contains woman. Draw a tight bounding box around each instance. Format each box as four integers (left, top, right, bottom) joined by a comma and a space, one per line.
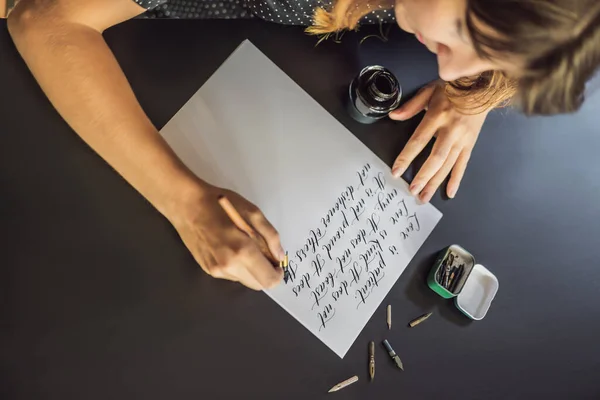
8, 0, 600, 290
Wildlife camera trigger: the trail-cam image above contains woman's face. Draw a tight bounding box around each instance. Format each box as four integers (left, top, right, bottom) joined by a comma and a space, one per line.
395, 0, 512, 80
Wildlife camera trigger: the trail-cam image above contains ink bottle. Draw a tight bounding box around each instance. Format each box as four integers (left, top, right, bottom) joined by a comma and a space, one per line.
347, 66, 402, 124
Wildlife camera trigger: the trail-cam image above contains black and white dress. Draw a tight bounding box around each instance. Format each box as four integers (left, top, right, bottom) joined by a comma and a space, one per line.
132, 0, 395, 26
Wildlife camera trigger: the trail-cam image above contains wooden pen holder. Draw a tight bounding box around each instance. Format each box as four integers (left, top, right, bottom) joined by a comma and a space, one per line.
1, 0, 17, 18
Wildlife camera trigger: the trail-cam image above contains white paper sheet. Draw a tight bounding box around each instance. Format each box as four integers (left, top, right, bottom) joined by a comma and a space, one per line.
160, 40, 442, 358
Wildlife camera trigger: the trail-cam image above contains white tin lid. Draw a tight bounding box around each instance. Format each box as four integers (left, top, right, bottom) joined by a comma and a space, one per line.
454, 264, 499, 320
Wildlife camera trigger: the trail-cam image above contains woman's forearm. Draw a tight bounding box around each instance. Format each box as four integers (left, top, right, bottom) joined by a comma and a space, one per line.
8, 3, 204, 221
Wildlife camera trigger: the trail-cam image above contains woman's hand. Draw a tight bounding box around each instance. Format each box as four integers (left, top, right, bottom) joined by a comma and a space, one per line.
9, 0, 285, 291
389, 82, 489, 203
168, 183, 285, 291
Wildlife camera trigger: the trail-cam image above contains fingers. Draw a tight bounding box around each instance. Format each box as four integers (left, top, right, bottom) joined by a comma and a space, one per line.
208, 236, 283, 290
408, 128, 458, 197
208, 267, 252, 289
392, 112, 439, 178
233, 242, 284, 290
447, 150, 471, 198
389, 85, 435, 121
419, 147, 461, 203
184, 190, 286, 291
220, 260, 266, 291
214, 268, 263, 291
388, 82, 482, 203
246, 209, 286, 261
216, 195, 284, 290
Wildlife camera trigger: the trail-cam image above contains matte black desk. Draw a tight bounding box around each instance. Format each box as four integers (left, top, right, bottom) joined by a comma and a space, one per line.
1, 19, 600, 400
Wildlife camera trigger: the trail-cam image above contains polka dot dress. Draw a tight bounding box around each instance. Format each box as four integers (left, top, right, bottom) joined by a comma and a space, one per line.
245, 0, 395, 26
134, 0, 396, 25
136, 0, 251, 19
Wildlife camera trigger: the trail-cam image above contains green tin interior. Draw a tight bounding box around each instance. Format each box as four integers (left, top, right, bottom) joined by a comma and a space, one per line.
427, 245, 476, 299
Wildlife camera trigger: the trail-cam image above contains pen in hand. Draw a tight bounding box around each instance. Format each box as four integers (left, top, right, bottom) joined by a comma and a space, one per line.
217, 195, 284, 268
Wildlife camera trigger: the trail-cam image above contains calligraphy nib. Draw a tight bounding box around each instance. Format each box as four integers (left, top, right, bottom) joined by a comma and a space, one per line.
393, 355, 404, 371
283, 269, 290, 283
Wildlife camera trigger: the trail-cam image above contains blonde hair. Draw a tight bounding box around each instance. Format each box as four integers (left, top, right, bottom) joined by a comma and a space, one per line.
307, 0, 600, 115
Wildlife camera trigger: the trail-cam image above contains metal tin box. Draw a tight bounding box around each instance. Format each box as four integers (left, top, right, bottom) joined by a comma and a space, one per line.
427, 245, 499, 320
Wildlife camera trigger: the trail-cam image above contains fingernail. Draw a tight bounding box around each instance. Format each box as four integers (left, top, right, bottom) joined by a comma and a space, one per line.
277, 246, 286, 260
410, 182, 423, 195
420, 191, 431, 203
392, 166, 404, 178
389, 110, 405, 120
448, 187, 457, 199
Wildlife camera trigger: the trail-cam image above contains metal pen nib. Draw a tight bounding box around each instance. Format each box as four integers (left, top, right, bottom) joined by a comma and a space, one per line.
368, 341, 375, 381
327, 375, 358, 393
409, 312, 433, 328
382, 339, 404, 371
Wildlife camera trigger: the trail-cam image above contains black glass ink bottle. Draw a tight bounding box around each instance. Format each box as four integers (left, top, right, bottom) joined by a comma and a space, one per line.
347, 66, 402, 124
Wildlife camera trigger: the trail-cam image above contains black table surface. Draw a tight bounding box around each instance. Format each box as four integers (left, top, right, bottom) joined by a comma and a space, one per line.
2, 19, 600, 400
